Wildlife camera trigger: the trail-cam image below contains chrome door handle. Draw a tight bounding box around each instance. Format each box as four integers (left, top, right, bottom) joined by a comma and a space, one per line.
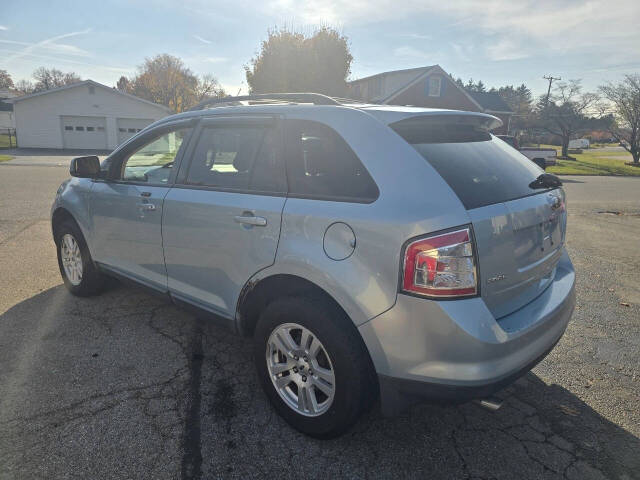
138, 203, 156, 211
234, 215, 267, 227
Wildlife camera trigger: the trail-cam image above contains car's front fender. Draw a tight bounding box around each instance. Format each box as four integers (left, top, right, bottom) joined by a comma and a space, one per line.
51, 178, 95, 250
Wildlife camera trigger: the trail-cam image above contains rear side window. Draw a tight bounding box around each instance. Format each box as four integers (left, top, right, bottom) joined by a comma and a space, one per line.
284, 120, 378, 202
185, 126, 286, 193
391, 119, 542, 209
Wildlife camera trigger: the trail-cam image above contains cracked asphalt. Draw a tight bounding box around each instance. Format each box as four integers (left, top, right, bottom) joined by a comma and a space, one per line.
0, 160, 639, 479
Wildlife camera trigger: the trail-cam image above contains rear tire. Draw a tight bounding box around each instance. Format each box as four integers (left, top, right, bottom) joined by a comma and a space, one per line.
54, 219, 105, 296
254, 296, 375, 438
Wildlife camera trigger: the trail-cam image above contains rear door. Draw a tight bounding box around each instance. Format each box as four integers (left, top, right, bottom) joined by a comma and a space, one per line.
391, 117, 567, 318
162, 116, 287, 317
90, 122, 193, 289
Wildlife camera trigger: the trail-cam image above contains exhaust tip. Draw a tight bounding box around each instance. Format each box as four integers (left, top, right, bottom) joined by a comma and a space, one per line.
474, 398, 503, 412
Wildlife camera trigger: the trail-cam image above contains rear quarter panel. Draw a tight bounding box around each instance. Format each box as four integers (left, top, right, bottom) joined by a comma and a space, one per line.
251, 107, 471, 326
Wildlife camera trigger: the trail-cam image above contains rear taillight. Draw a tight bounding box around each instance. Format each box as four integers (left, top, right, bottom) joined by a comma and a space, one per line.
402, 227, 477, 298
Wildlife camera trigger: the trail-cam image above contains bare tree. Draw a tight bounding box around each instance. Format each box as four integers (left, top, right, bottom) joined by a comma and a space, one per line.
14, 79, 35, 94
536, 80, 599, 158
194, 73, 226, 101
0, 70, 14, 90
32, 67, 82, 92
599, 74, 640, 164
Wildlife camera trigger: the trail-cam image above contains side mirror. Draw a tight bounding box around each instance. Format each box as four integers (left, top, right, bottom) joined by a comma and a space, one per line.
70, 156, 101, 178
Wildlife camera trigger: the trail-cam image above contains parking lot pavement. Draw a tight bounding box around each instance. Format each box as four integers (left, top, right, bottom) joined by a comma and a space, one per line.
0, 164, 639, 480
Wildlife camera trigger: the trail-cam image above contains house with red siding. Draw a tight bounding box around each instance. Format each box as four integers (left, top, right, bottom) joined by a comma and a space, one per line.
348, 65, 512, 134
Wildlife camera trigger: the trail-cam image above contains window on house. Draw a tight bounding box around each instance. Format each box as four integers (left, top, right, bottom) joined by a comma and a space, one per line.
128, 128, 136, 133
86, 126, 95, 132
89, 86, 95, 94
75, 126, 84, 131
119, 128, 127, 132
64, 126, 73, 131
97, 126, 105, 132
428, 76, 442, 97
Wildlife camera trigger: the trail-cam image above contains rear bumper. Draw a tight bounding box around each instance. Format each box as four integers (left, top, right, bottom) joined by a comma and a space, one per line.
359, 249, 575, 415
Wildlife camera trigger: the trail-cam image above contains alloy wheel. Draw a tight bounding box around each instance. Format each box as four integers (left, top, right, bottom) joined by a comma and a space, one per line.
266, 323, 336, 417
60, 233, 83, 286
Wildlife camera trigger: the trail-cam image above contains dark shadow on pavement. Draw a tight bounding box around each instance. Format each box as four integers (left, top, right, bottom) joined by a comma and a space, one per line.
1, 284, 638, 479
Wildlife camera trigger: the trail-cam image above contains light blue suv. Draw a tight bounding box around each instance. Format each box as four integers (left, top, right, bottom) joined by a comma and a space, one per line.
51, 94, 575, 438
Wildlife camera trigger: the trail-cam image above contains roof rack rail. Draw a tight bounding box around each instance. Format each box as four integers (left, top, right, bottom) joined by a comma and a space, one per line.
330, 96, 365, 104
189, 93, 341, 111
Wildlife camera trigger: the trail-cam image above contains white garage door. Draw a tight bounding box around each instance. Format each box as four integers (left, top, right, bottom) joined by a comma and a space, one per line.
117, 118, 154, 145
61, 116, 107, 149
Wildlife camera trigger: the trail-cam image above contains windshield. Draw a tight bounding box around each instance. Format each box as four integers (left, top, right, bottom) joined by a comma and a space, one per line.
391, 120, 544, 210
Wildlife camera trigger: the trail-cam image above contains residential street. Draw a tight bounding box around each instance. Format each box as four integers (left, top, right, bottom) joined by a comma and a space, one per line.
0, 159, 639, 479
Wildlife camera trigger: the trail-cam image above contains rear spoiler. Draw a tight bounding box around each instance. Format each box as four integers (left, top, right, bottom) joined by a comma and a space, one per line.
389, 113, 503, 144
388, 112, 502, 132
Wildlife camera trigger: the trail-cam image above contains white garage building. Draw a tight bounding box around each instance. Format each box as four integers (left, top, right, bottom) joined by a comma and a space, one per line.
9, 80, 171, 150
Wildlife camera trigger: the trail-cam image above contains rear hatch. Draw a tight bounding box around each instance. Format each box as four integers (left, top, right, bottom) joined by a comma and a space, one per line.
391, 116, 567, 318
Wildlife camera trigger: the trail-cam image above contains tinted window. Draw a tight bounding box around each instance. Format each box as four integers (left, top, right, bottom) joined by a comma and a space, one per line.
185, 126, 285, 193
121, 128, 190, 184
391, 119, 543, 209
284, 120, 378, 202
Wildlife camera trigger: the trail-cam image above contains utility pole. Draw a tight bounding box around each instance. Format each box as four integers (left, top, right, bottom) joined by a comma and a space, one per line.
543, 75, 561, 106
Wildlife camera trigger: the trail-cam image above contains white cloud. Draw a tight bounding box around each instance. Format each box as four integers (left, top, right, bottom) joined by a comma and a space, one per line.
193, 34, 212, 44
394, 33, 431, 40
262, 0, 640, 61
393, 45, 433, 60
485, 39, 530, 61
5, 29, 92, 63
450, 42, 473, 63
204, 56, 228, 63
0, 25, 8, 31
0, 47, 131, 74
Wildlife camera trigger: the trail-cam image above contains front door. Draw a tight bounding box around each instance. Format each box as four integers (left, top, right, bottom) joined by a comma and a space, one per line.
90, 125, 192, 289
162, 117, 287, 317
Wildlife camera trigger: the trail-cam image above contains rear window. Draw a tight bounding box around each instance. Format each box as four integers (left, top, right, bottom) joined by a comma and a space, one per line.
391, 119, 543, 209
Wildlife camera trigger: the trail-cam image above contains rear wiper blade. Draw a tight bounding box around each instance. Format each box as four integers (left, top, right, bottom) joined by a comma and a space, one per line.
529, 173, 562, 189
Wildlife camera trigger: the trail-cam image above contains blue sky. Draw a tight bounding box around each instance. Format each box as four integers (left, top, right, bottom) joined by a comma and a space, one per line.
1, 0, 639, 96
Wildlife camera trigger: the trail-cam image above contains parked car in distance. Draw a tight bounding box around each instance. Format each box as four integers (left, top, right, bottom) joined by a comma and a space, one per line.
497, 135, 557, 169
569, 138, 590, 149
52, 94, 575, 438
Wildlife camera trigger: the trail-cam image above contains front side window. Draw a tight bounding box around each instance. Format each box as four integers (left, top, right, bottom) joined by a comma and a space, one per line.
185, 125, 285, 193
284, 120, 378, 202
121, 128, 190, 184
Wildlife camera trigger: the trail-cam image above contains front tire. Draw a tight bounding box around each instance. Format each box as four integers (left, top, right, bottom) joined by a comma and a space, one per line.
254, 296, 375, 438
55, 219, 104, 296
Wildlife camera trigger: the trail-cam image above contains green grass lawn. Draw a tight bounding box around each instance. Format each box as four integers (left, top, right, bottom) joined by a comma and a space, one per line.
0, 154, 13, 162
0, 134, 17, 149
526, 145, 640, 176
